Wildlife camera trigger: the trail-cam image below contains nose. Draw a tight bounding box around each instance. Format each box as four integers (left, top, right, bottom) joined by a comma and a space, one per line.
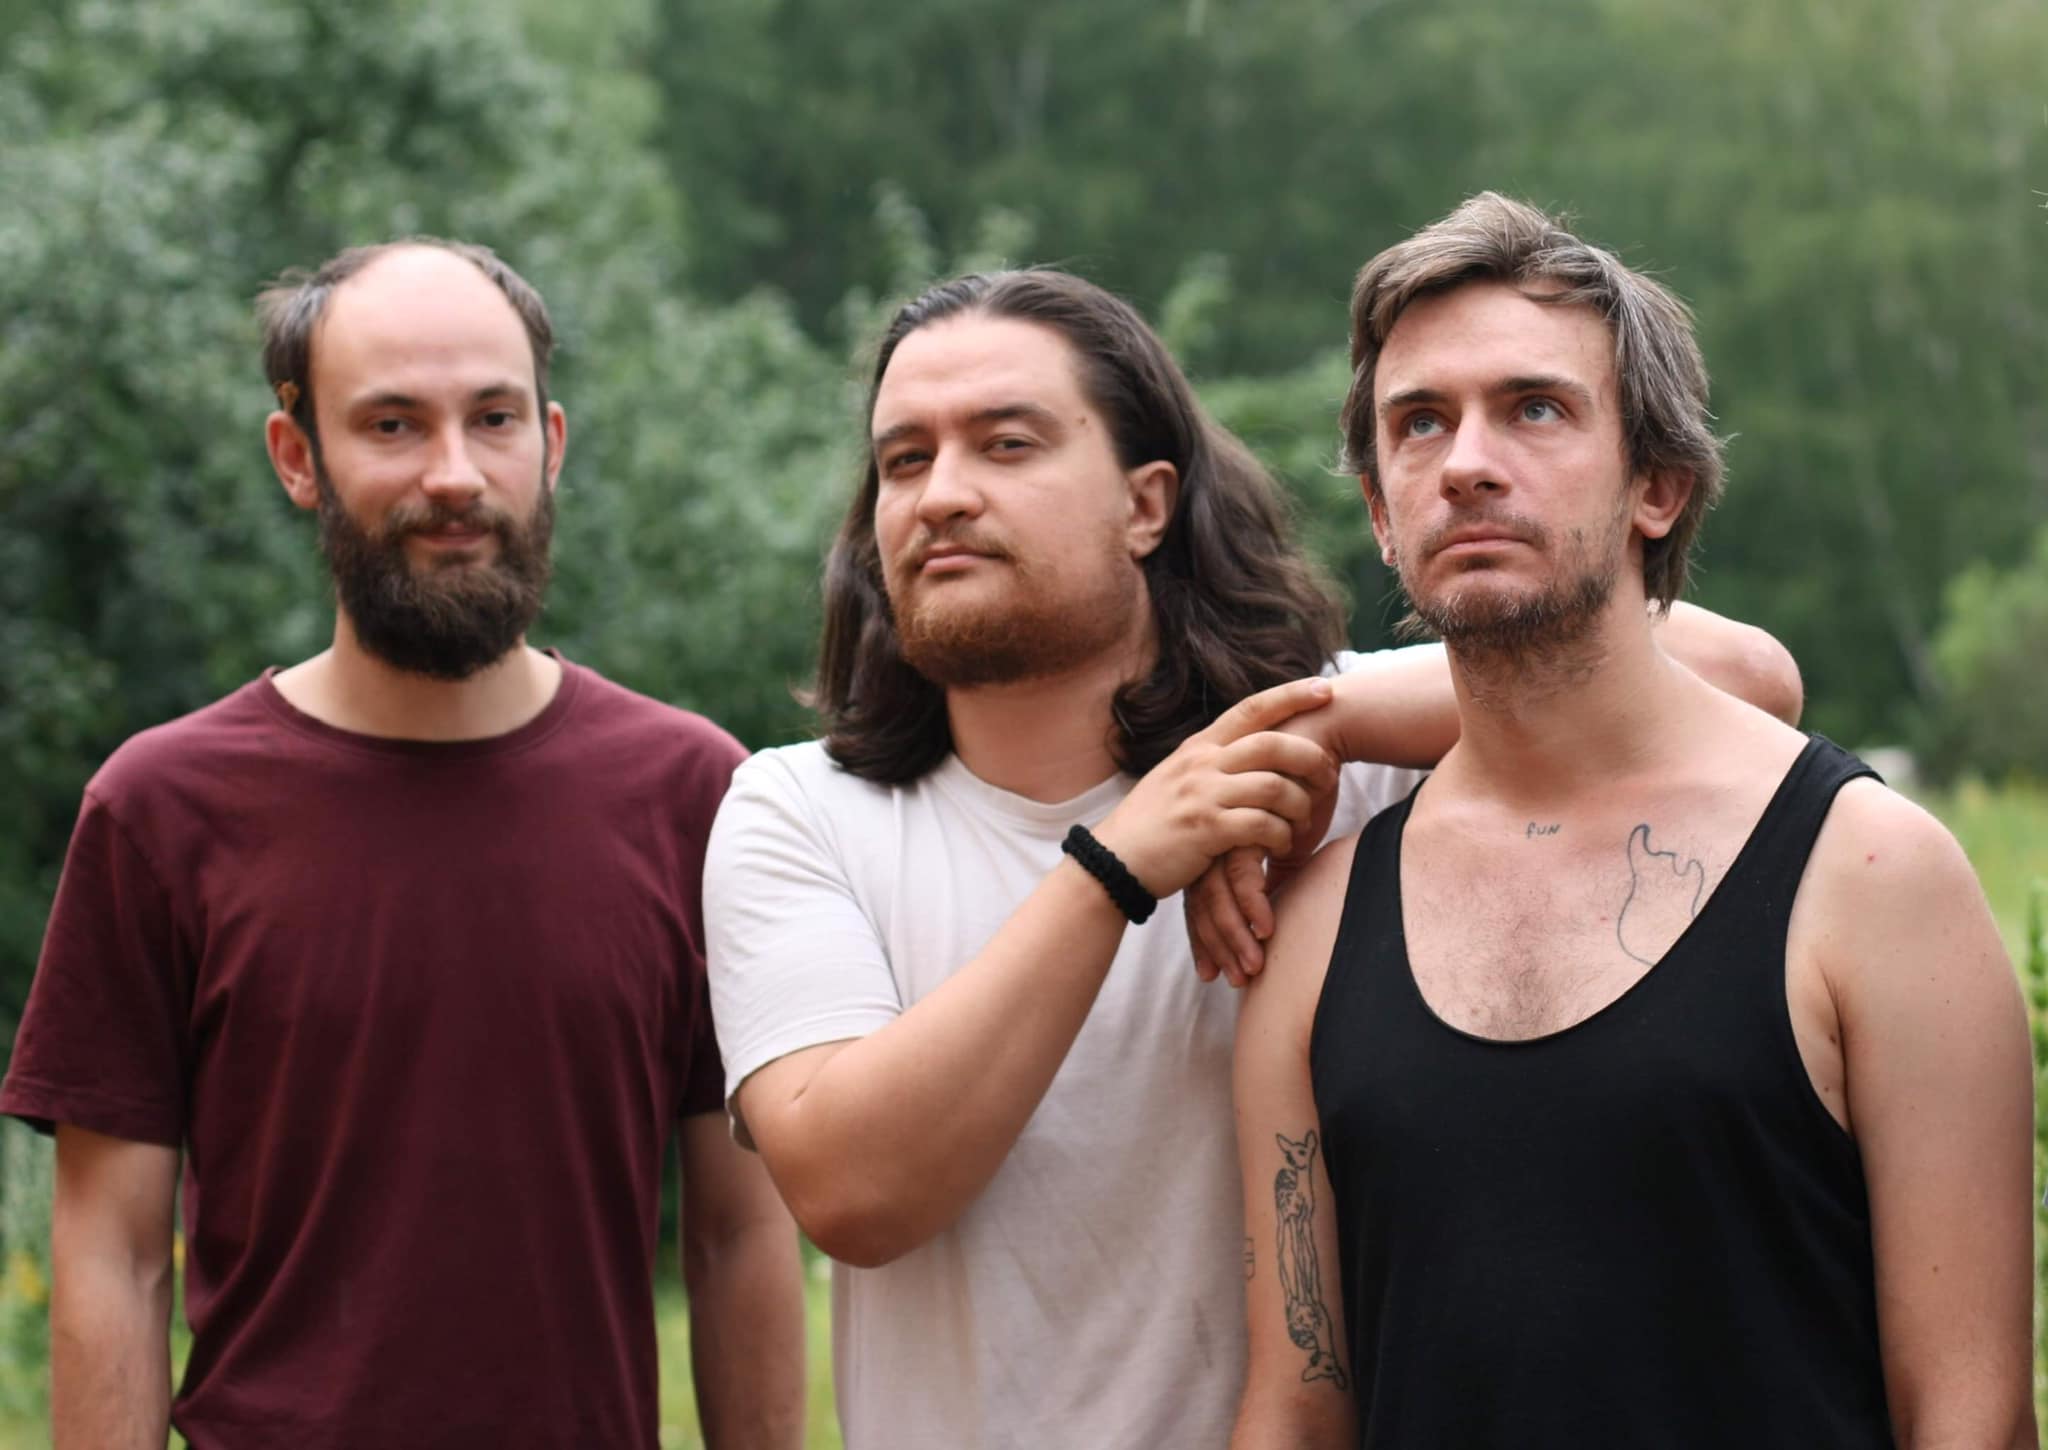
420, 422, 487, 507
1438, 415, 1510, 503
911, 443, 984, 529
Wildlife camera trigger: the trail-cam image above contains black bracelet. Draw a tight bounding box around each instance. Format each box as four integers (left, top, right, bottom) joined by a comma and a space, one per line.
1061, 825, 1157, 925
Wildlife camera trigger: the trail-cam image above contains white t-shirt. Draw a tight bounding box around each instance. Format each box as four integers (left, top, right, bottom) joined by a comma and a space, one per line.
704, 650, 1427, 1449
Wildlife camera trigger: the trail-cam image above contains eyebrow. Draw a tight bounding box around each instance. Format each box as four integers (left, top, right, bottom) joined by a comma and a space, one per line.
347, 382, 529, 413
1379, 374, 1597, 418
872, 401, 1065, 453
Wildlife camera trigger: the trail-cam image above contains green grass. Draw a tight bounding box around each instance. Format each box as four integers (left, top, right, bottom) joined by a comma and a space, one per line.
656, 1254, 841, 1450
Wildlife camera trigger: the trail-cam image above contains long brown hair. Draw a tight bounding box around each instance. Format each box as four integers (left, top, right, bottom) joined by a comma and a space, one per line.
813, 269, 1346, 784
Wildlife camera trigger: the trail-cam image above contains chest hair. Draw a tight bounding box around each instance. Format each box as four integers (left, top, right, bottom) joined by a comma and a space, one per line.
1401, 808, 1743, 1041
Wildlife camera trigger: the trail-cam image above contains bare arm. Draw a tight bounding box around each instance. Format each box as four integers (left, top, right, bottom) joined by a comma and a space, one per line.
737, 677, 1340, 1267
1798, 783, 2034, 1448
49, 1125, 178, 1450
677, 1113, 805, 1450
1230, 838, 1359, 1450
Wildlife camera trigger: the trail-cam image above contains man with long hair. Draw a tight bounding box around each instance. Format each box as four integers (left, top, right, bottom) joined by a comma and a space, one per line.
1231, 195, 2034, 1447
3, 240, 805, 1449
706, 268, 1798, 1445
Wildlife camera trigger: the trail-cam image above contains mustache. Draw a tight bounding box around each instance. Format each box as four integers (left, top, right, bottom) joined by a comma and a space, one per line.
1418, 510, 1548, 557
896, 528, 1017, 573
377, 498, 519, 544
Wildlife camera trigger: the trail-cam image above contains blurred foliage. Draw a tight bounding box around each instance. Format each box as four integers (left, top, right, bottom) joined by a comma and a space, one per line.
2, 0, 2045, 1033
645, 0, 2048, 747
1926, 525, 2048, 784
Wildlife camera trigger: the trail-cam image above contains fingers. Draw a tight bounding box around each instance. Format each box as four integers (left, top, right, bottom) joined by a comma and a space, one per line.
1226, 846, 1275, 946
1214, 771, 1315, 830
1215, 805, 1296, 859
1185, 866, 1237, 984
1185, 851, 1268, 988
1215, 731, 1340, 796
1199, 675, 1333, 747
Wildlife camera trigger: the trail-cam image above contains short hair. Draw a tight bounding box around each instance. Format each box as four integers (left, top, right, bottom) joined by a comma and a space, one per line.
1337, 192, 1723, 607
256, 237, 555, 441
812, 269, 1347, 784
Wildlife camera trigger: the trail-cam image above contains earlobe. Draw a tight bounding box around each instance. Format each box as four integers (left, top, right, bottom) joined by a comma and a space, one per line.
266, 411, 320, 513
1126, 460, 1180, 560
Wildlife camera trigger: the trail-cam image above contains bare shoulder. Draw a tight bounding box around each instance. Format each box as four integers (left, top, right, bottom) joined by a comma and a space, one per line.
1799, 776, 2011, 995
1244, 835, 1362, 1030
1807, 777, 1985, 912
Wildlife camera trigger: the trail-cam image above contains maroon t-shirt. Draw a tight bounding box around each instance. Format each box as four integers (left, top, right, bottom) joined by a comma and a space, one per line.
2, 660, 744, 1448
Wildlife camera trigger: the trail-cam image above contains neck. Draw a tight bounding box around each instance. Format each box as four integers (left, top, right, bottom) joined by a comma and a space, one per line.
945, 623, 1155, 803
1440, 597, 1697, 804
273, 614, 563, 742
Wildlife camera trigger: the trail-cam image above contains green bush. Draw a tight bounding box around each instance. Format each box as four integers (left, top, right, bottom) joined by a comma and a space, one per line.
1925, 526, 2048, 784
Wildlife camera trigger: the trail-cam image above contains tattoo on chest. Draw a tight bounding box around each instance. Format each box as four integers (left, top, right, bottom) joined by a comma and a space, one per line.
1525, 822, 1561, 838
1272, 1131, 1348, 1391
1616, 823, 1706, 966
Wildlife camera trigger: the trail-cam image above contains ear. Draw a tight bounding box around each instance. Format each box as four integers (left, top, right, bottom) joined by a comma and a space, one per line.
543, 400, 569, 493
1362, 475, 1396, 567
266, 411, 320, 513
1125, 459, 1179, 560
1631, 467, 1691, 542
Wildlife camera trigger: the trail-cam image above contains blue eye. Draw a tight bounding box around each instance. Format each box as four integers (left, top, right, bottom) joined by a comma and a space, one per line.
1405, 414, 1443, 438
1521, 399, 1561, 422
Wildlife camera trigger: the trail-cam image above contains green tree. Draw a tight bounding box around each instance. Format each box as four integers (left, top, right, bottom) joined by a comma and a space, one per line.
1925, 525, 2048, 783
0, 0, 846, 1023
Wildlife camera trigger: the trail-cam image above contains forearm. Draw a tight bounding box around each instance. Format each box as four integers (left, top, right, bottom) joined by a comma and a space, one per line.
749, 859, 1129, 1265
1322, 646, 1459, 769
684, 1220, 806, 1450
50, 1261, 173, 1450
1231, 1388, 1352, 1450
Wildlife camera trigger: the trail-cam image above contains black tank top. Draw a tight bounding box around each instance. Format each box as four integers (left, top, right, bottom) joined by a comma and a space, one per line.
1309, 735, 1894, 1448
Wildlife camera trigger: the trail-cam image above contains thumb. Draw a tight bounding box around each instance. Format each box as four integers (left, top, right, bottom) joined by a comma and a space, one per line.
1203, 676, 1334, 746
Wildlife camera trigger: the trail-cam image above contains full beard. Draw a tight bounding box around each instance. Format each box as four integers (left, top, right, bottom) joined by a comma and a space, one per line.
1393, 503, 1627, 682
1400, 541, 1617, 656
316, 462, 554, 682
888, 539, 1142, 689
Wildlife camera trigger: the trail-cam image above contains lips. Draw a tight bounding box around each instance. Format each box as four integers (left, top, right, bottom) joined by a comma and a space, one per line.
1424, 518, 1539, 558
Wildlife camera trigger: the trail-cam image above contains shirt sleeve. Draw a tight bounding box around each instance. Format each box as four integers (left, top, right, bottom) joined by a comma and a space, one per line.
703, 752, 905, 1146
1320, 646, 1438, 843
0, 787, 190, 1146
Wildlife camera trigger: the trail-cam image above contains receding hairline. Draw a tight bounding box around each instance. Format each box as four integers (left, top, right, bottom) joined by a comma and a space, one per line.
300, 245, 543, 403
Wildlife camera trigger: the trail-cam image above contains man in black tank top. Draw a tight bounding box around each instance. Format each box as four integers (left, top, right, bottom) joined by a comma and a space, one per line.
1227, 194, 2035, 1449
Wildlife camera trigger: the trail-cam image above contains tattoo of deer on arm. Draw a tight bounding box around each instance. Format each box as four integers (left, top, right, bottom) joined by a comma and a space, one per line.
1273, 1130, 1347, 1390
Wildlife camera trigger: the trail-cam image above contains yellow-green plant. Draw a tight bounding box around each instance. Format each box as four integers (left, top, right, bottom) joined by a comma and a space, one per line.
2025, 880, 2046, 1426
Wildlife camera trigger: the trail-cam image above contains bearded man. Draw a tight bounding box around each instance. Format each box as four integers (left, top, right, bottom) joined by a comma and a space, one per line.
1230, 194, 2034, 1448
2, 240, 805, 1450
703, 268, 1803, 1447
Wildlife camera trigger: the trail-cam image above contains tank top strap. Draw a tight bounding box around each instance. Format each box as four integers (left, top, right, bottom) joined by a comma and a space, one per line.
1309, 783, 1423, 1071
1715, 734, 1880, 937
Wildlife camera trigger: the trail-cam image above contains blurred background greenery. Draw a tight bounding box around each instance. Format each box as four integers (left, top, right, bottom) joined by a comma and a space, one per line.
1, 0, 2044, 1440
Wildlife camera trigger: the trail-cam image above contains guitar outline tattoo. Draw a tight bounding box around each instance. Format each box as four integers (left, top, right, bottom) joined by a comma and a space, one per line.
1617, 822, 1705, 966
